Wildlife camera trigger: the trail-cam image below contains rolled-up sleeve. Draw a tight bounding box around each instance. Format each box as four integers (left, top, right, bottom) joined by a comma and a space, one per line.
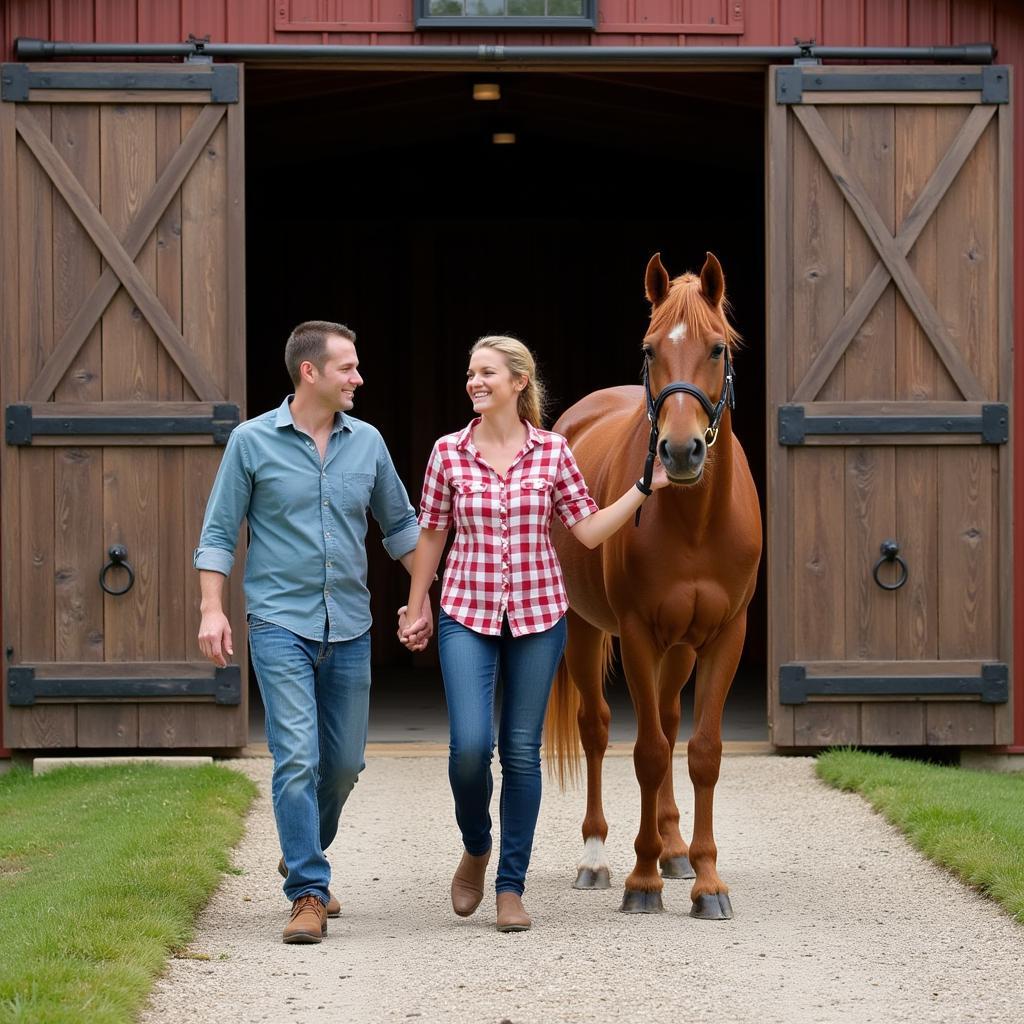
371, 439, 420, 560
417, 441, 452, 531
553, 439, 599, 530
193, 430, 252, 576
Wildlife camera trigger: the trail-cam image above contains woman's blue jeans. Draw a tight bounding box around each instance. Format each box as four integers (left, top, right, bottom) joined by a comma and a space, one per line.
438, 610, 567, 896
248, 617, 370, 905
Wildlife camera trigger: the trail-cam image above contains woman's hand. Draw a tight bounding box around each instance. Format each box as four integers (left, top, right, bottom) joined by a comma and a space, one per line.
650, 455, 671, 491
397, 603, 432, 652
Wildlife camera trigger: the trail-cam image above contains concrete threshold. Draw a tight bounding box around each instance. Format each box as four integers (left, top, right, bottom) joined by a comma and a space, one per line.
236, 740, 775, 759
33, 755, 213, 775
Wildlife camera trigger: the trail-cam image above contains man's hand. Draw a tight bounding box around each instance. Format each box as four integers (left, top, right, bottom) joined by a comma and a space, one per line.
198, 610, 234, 667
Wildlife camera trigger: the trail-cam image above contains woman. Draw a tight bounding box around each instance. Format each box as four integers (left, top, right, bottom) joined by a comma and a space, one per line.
398, 335, 667, 932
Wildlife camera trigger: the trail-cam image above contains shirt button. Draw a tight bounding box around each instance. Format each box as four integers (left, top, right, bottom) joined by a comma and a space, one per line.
323, 501, 329, 507
326, 561, 332, 568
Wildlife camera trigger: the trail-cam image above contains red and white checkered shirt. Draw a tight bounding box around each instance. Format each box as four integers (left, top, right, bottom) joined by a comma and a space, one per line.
418, 418, 599, 637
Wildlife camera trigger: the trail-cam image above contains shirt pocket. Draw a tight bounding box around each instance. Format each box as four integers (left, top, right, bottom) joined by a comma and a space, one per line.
342, 472, 375, 514
515, 476, 553, 516
452, 478, 488, 496
451, 478, 488, 521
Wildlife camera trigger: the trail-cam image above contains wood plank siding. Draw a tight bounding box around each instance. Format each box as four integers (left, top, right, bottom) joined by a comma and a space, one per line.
1, 0, 1022, 750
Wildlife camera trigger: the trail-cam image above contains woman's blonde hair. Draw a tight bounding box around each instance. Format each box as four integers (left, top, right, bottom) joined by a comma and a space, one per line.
470, 335, 547, 428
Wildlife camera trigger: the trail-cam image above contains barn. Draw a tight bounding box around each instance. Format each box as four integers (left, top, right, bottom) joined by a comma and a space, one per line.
0, 0, 1020, 756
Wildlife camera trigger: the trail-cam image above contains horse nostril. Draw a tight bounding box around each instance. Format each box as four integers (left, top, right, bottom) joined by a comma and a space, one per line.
658, 439, 672, 463
686, 437, 706, 470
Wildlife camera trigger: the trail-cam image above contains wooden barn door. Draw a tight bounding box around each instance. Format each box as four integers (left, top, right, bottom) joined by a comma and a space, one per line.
0, 63, 246, 749
767, 65, 1013, 747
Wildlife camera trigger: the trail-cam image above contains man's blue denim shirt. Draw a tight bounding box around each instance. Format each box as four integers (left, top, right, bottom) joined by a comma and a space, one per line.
194, 397, 420, 642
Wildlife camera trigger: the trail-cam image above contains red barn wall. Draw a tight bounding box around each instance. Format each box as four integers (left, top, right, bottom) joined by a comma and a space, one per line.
1, 0, 1023, 750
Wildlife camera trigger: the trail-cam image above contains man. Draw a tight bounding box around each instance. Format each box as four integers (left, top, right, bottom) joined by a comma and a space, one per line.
195, 320, 430, 944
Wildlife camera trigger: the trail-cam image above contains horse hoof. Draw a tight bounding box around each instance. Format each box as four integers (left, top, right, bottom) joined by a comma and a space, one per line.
619, 889, 664, 914
573, 867, 611, 890
659, 856, 696, 879
690, 893, 733, 920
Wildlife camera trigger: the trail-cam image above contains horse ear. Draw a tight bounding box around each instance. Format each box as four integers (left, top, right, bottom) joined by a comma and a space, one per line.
645, 253, 670, 308
700, 251, 725, 307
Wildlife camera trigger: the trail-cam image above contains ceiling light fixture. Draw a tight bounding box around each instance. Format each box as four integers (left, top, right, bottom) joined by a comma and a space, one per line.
492, 132, 516, 145
473, 82, 501, 101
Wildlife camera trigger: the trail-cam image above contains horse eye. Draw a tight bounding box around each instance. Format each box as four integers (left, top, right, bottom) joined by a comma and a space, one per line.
642, 346, 653, 360
710, 344, 725, 359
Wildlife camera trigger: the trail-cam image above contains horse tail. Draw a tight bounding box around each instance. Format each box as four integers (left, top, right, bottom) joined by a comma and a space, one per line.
544, 632, 615, 791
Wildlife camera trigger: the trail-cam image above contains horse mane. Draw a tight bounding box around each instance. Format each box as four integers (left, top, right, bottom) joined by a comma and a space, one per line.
649, 273, 742, 349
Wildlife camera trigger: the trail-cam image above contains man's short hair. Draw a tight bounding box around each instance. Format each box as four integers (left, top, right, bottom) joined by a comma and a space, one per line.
284, 321, 356, 385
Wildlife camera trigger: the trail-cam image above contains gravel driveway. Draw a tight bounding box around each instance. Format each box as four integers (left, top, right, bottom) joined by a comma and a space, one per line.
141, 752, 1023, 1024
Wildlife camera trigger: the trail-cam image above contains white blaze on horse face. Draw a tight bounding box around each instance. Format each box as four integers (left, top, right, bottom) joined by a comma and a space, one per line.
668, 322, 688, 346
578, 836, 609, 871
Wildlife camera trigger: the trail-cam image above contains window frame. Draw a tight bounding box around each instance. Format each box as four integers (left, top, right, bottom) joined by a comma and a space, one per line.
414, 0, 597, 30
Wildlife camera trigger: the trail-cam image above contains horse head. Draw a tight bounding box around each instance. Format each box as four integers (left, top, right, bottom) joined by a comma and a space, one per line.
642, 251, 738, 484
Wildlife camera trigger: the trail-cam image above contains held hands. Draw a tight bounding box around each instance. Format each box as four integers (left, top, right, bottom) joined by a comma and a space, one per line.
397, 593, 433, 652
198, 610, 233, 668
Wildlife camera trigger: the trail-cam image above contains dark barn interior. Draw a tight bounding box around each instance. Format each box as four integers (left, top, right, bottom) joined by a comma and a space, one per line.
244, 69, 767, 741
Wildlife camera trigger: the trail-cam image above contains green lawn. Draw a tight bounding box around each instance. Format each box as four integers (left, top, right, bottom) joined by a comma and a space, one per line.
0, 762, 257, 1024
817, 749, 1024, 923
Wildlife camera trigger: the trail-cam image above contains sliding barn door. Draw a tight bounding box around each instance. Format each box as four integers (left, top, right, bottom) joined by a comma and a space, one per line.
767, 65, 1013, 747
1, 63, 246, 749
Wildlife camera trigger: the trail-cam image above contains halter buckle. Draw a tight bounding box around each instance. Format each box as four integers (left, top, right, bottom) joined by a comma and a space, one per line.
705, 425, 719, 448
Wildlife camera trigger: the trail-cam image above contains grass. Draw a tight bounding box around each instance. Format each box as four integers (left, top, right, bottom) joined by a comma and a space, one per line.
0, 762, 257, 1024
817, 748, 1024, 923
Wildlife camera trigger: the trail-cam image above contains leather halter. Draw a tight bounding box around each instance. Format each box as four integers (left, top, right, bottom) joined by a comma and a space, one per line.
635, 348, 735, 526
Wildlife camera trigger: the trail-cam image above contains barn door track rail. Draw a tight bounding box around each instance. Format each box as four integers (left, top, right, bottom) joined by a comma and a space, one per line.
13, 38, 995, 66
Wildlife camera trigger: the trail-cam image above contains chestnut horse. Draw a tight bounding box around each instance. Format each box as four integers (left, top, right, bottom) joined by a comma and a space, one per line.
547, 252, 761, 919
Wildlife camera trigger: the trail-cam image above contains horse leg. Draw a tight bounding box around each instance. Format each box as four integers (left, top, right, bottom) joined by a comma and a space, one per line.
687, 612, 746, 921
657, 645, 697, 880
619, 620, 669, 913
567, 609, 614, 891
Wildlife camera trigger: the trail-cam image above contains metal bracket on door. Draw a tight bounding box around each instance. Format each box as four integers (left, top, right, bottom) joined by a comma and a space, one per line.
776, 66, 1010, 105
779, 664, 1009, 704
1, 63, 239, 102
778, 404, 1009, 445
6, 665, 242, 706
5, 404, 240, 445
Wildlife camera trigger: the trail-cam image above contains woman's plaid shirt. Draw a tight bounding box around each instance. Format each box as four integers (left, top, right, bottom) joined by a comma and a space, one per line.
418, 419, 598, 637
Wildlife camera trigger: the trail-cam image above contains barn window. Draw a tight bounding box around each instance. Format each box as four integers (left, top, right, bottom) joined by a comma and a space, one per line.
415, 0, 596, 29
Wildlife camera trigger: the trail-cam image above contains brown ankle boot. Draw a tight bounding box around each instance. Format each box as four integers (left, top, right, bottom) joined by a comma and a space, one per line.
282, 894, 327, 944
496, 892, 532, 932
278, 856, 341, 918
450, 849, 490, 917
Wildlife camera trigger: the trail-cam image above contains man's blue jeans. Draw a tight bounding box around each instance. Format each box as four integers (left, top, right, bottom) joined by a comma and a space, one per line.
437, 610, 567, 896
248, 616, 370, 904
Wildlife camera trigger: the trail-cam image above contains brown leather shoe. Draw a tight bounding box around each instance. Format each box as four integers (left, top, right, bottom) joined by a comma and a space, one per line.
496, 892, 532, 932
282, 894, 327, 944
278, 856, 340, 918
450, 849, 490, 917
